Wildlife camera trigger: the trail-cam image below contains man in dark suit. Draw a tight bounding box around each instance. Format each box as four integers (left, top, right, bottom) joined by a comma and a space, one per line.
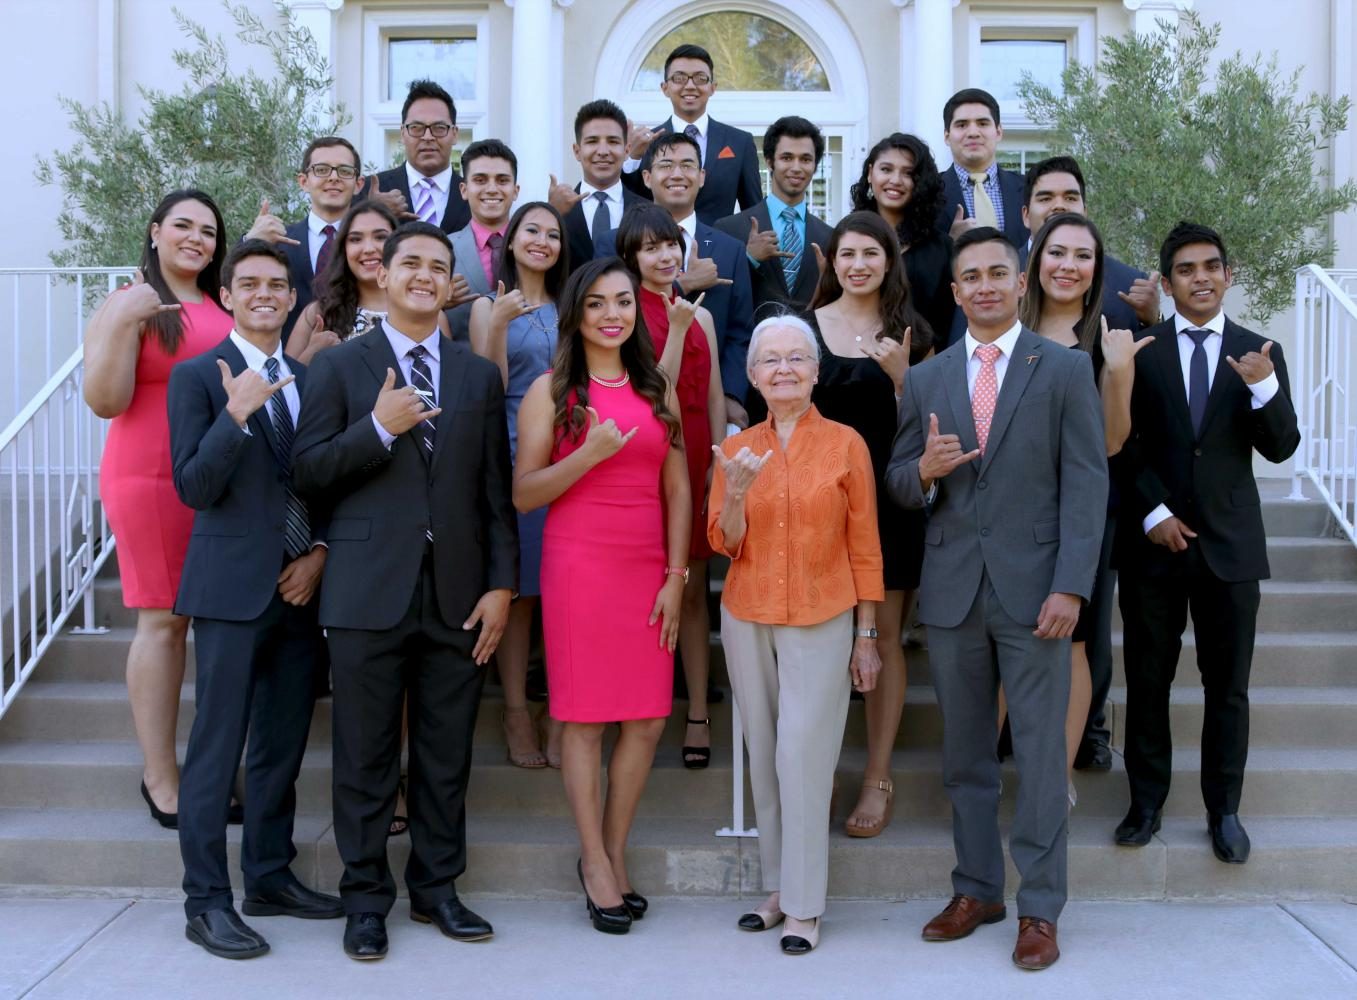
169, 240, 342, 960
714, 115, 832, 318
886, 228, 1107, 971
365, 80, 471, 235
597, 131, 755, 424
292, 222, 517, 960
935, 89, 1028, 249
1114, 222, 1299, 865
621, 44, 762, 225
243, 136, 364, 348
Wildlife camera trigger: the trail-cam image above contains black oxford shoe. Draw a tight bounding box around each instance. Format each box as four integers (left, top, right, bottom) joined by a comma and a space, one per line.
1209, 813, 1251, 864
410, 898, 495, 941
243, 878, 344, 919
1073, 738, 1113, 772
343, 912, 388, 960
185, 907, 269, 960
1114, 807, 1162, 846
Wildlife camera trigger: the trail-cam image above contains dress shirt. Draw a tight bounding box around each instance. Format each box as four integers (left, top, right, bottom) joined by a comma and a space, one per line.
229, 329, 300, 428
962, 320, 1023, 398
750, 191, 806, 268
580, 179, 625, 232
470, 219, 508, 287
1142, 310, 1281, 533
953, 162, 1006, 232
623, 112, 711, 173
405, 162, 454, 224
306, 211, 339, 274
675, 212, 699, 269
371, 321, 442, 449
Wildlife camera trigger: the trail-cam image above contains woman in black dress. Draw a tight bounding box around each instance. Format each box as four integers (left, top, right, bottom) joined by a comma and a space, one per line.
808, 211, 933, 838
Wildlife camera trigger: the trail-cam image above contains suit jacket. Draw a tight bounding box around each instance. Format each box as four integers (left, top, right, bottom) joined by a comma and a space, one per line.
449, 224, 494, 296
595, 220, 755, 399
564, 184, 645, 275
1115, 318, 1300, 582
366, 165, 471, 234
280, 219, 315, 349
886, 327, 1108, 628
713, 200, 832, 317
291, 324, 517, 630
937, 166, 1029, 249
621, 117, 763, 226
168, 337, 324, 622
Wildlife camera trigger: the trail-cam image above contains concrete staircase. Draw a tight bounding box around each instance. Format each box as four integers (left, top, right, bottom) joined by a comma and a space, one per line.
1, 481, 1355, 902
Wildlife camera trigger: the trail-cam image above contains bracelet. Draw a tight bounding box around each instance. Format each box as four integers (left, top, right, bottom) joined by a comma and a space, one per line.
665, 566, 690, 584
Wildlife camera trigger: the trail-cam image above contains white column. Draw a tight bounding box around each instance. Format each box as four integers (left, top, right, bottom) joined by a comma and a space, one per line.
506, 0, 569, 204
895, 0, 960, 150
291, 0, 345, 123
1123, 0, 1195, 37
96, 0, 119, 108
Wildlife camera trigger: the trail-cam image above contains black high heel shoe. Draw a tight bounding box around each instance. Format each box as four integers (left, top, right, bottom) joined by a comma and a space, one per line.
621, 891, 648, 921
576, 859, 631, 934
140, 781, 177, 830
682, 716, 711, 770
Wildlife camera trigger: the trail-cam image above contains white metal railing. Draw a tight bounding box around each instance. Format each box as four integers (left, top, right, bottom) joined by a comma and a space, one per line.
1291, 265, 1357, 543
0, 345, 113, 721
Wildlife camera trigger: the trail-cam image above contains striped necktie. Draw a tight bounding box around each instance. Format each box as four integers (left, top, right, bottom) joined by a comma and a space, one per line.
263, 358, 311, 560
414, 177, 439, 224
779, 206, 802, 293
407, 345, 437, 540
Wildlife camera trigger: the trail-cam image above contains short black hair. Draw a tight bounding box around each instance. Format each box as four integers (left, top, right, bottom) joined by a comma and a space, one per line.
943, 88, 1001, 130
762, 116, 825, 166
461, 138, 518, 180
1160, 221, 1229, 277
222, 239, 292, 290
646, 130, 701, 165
1024, 155, 1086, 208
664, 44, 714, 77
574, 99, 628, 142
951, 226, 1019, 275
300, 136, 360, 174
401, 79, 457, 126
381, 221, 453, 268
616, 203, 687, 275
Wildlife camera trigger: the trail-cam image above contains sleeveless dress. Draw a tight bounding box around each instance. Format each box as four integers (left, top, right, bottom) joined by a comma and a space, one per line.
540, 379, 673, 722
639, 286, 713, 560
99, 298, 233, 608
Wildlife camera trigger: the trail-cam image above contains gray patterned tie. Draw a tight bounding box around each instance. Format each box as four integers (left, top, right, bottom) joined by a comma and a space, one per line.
780, 206, 802, 293
263, 358, 310, 560
407, 345, 437, 541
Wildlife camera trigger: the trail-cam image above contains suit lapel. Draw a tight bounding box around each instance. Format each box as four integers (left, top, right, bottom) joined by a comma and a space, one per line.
218, 339, 281, 459
942, 344, 980, 456
431, 340, 468, 473
798, 213, 831, 301
1152, 327, 1194, 439
753, 202, 789, 294
978, 328, 1041, 474
1200, 321, 1245, 436
455, 229, 491, 295
439, 170, 464, 231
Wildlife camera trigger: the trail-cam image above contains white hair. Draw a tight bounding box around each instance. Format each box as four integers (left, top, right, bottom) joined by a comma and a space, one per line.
745, 314, 820, 378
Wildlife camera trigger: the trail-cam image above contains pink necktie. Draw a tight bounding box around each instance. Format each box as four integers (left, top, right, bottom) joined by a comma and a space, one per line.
972, 344, 1001, 454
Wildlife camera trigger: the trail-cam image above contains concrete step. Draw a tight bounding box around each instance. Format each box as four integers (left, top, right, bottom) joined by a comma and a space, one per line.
1265, 537, 1357, 581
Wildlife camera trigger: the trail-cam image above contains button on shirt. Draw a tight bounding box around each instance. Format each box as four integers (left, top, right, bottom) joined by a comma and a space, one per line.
580, 180, 624, 233
953, 162, 1006, 231
229, 329, 300, 427
405, 163, 454, 225
1141, 310, 1282, 534
371, 322, 441, 449
963, 320, 1023, 398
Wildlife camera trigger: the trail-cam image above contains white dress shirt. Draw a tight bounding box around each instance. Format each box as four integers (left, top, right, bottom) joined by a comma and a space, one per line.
405, 162, 455, 224
371, 321, 442, 449
1142, 311, 1281, 534
229, 329, 299, 429
675, 212, 700, 269
580, 179, 625, 233
623, 112, 711, 173
963, 320, 1024, 398
306, 211, 337, 274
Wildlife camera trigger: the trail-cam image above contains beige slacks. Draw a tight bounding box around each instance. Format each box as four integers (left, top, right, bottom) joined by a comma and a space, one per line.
720, 606, 853, 919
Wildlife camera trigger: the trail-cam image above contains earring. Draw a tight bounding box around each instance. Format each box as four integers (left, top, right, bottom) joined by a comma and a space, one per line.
866, 188, 876, 200
150, 241, 157, 250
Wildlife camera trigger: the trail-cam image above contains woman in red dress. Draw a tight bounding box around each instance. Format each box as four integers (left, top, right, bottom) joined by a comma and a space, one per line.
617, 204, 725, 768
83, 190, 232, 828
513, 256, 690, 933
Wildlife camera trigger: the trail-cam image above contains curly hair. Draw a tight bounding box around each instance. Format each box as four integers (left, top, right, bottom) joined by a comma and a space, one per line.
849, 133, 944, 248
313, 201, 400, 338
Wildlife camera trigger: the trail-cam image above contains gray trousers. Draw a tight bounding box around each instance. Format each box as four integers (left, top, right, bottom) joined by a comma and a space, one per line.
720, 607, 852, 919
927, 573, 1071, 924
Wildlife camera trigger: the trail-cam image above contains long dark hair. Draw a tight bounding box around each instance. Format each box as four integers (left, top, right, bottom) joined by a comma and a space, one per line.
314, 201, 399, 337
499, 201, 570, 299
1020, 212, 1106, 354
849, 133, 944, 248
550, 257, 681, 447
810, 211, 932, 355
140, 190, 226, 353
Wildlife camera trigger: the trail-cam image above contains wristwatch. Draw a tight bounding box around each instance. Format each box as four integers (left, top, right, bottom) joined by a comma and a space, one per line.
666, 566, 690, 584
855, 627, 878, 639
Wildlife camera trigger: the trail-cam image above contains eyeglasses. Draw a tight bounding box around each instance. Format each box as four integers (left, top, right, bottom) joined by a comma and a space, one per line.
403, 121, 454, 139
754, 354, 813, 370
666, 72, 712, 87
305, 163, 359, 179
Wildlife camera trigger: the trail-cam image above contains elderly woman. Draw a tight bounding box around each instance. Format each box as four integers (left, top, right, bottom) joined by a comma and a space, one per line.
708, 315, 885, 955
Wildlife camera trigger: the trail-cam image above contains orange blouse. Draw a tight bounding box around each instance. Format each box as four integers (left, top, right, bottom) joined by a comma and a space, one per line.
708, 405, 884, 626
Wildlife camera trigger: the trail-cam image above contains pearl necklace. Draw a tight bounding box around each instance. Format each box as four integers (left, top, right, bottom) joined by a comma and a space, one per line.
589, 371, 630, 389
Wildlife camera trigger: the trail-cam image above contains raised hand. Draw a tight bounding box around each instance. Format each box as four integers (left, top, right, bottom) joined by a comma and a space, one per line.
948, 203, 979, 240
810, 241, 828, 277
1099, 316, 1153, 374
547, 173, 585, 215
217, 357, 293, 428
118, 269, 181, 325
711, 445, 773, 498
490, 280, 534, 327
1226, 341, 1275, 385
367, 173, 417, 221
1117, 270, 1163, 326
862, 330, 909, 392
626, 118, 655, 159
244, 198, 301, 246
446, 272, 476, 308
918, 412, 980, 487
583, 405, 638, 462
372, 366, 441, 436
747, 217, 792, 262
664, 290, 704, 334
1147, 515, 1197, 553
681, 256, 732, 293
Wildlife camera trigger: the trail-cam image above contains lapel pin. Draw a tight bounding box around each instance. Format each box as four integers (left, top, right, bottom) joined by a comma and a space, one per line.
1025, 354, 1039, 365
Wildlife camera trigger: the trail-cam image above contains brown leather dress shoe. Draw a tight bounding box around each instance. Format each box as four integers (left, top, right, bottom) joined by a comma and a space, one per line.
921, 895, 1007, 942
1012, 916, 1060, 970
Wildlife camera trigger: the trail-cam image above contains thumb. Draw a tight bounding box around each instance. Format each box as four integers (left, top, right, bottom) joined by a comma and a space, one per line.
549, 173, 558, 189
749, 216, 760, 236
812, 243, 826, 269
381, 367, 396, 391
370, 173, 381, 194
1261, 341, 1274, 357
258, 198, 269, 217
585, 405, 601, 426
216, 358, 232, 384
928, 411, 939, 437
132, 269, 146, 285
1100, 315, 1109, 337
954, 204, 964, 221
496, 280, 506, 297
1149, 270, 1161, 284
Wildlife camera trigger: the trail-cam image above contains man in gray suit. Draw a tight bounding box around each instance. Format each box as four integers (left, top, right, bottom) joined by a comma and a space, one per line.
445, 140, 520, 341
886, 227, 1106, 972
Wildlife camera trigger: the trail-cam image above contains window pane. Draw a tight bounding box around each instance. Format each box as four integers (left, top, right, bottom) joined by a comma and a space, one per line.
980, 39, 1066, 108
754, 134, 843, 224
634, 13, 828, 91
388, 38, 477, 103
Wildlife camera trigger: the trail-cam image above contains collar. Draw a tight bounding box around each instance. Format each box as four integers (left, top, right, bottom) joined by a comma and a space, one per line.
964, 320, 1023, 361
406, 162, 454, 195
675, 213, 698, 238
228, 329, 287, 372
307, 211, 338, 238
383, 319, 442, 361
580, 179, 624, 204
1174, 310, 1226, 336
754, 402, 822, 440
471, 218, 507, 250
764, 190, 805, 223
954, 161, 999, 185
672, 112, 710, 138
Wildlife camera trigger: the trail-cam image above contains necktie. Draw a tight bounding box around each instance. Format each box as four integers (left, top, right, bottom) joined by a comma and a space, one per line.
684, 123, 702, 162
968, 171, 999, 229
487, 232, 505, 285
313, 224, 336, 279
1187, 328, 1211, 436
972, 344, 1002, 455
407, 345, 437, 540
589, 190, 612, 246
414, 177, 439, 224
779, 206, 802, 293
262, 358, 311, 560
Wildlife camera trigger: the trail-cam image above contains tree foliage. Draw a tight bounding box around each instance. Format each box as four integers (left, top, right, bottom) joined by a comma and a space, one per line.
1019, 13, 1357, 323
35, 1, 348, 268
637, 12, 828, 92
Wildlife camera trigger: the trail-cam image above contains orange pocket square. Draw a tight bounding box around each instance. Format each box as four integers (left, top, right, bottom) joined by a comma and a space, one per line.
717, 146, 736, 159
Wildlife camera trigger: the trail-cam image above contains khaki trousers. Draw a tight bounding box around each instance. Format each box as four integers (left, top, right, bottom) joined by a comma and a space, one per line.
720, 606, 852, 919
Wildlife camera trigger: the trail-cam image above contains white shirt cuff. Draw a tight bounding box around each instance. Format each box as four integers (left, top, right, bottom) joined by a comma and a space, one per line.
622, 157, 641, 174
1248, 371, 1280, 409
1143, 503, 1174, 535
372, 412, 397, 449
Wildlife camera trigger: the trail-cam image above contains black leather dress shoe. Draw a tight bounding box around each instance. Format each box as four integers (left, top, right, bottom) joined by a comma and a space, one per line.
242, 878, 344, 919
1073, 738, 1113, 772
343, 912, 388, 960
185, 907, 269, 960
1114, 807, 1162, 846
410, 898, 494, 941
1209, 813, 1251, 864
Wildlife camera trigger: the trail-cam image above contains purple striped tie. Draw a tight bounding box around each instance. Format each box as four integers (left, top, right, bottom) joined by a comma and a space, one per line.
414, 178, 438, 224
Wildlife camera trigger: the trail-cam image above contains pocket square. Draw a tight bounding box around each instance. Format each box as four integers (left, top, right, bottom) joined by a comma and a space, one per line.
717, 146, 736, 159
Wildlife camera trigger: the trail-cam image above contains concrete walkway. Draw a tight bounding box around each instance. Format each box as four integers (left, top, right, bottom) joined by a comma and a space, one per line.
2, 897, 1355, 999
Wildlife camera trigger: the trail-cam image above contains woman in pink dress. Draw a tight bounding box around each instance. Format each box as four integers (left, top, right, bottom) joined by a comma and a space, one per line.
83, 190, 232, 829
513, 256, 691, 934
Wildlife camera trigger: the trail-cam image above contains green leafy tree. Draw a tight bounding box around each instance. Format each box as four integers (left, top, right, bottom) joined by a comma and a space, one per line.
1019, 13, 1357, 323
35, 1, 349, 268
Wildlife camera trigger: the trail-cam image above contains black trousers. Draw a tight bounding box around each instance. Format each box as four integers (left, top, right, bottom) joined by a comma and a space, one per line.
1119, 547, 1260, 815
179, 591, 320, 918
1081, 514, 1118, 746
328, 555, 485, 915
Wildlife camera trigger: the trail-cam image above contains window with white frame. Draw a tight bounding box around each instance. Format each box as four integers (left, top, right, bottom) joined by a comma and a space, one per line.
967, 11, 1094, 133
